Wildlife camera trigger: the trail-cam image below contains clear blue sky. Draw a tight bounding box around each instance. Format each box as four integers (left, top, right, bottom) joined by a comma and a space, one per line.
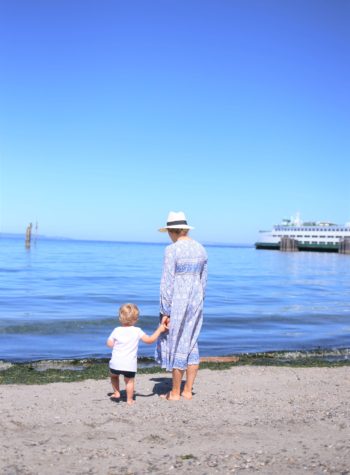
1, 0, 349, 244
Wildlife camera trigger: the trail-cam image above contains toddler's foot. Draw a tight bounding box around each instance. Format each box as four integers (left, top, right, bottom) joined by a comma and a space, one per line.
112, 390, 120, 398
127, 399, 135, 406
160, 391, 181, 401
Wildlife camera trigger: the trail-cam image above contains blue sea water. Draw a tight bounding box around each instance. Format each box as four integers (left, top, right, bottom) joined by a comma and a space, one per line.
0, 235, 350, 362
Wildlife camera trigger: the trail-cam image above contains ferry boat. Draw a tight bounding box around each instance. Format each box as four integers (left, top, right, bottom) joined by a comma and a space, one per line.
255, 213, 350, 253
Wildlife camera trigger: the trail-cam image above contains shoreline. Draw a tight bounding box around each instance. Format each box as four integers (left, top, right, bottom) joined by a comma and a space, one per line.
2, 346, 350, 364
1, 366, 349, 474
1, 348, 350, 385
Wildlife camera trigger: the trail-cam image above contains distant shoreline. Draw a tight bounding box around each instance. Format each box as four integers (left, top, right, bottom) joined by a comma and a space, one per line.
0, 232, 253, 247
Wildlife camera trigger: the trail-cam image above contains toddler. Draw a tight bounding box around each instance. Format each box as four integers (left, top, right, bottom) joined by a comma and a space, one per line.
106, 303, 166, 405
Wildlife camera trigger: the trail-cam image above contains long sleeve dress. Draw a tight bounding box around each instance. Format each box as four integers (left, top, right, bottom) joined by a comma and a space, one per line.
156, 238, 208, 371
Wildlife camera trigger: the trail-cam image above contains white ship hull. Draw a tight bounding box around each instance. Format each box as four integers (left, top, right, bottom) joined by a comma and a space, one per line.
255, 216, 350, 253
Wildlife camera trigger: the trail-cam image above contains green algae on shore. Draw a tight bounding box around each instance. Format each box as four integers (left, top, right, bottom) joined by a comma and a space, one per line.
0, 358, 164, 385
1, 349, 349, 385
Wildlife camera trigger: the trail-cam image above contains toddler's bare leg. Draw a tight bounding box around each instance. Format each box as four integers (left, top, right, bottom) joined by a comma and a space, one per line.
124, 377, 135, 405
110, 374, 120, 398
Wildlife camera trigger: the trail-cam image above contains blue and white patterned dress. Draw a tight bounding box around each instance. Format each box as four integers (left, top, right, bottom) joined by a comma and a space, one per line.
156, 239, 208, 371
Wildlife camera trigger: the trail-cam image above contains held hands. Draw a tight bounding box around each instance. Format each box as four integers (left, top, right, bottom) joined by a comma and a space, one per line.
161, 315, 170, 331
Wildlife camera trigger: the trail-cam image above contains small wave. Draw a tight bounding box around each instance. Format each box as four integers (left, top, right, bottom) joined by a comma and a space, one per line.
243, 348, 350, 363
0, 317, 118, 335
0, 268, 23, 273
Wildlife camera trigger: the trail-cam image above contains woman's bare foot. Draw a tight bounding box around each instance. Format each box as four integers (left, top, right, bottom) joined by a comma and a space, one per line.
112, 390, 120, 398
160, 391, 181, 401
181, 390, 193, 400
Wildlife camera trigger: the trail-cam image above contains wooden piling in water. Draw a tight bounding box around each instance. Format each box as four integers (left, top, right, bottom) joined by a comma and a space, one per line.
280, 236, 298, 252
339, 238, 350, 254
25, 223, 32, 248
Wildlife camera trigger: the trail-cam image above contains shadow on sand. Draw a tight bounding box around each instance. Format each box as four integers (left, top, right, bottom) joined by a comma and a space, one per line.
108, 376, 189, 403
142, 377, 196, 398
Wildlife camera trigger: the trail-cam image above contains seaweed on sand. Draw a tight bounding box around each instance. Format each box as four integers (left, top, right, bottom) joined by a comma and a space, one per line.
1, 350, 349, 385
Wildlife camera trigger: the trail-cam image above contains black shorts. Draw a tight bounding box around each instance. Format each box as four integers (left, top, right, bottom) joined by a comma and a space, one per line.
110, 368, 136, 379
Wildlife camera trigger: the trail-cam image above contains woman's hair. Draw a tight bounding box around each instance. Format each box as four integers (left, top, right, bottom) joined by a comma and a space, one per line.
119, 303, 139, 325
168, 228, 189, 236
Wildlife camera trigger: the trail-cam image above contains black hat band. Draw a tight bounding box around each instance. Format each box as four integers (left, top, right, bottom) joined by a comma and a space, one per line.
167, 220, 188, 226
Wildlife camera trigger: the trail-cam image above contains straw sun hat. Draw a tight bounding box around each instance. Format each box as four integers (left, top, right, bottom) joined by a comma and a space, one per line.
158, 211, 194, 232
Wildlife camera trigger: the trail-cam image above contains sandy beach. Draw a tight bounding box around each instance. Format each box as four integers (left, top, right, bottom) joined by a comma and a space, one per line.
1, 366, 349, 474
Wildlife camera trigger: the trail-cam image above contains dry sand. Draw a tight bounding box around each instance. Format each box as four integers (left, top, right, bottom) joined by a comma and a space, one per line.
1, 366, 349, 474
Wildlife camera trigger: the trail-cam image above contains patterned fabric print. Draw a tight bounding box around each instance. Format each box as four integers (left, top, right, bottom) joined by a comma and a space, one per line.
175, 261, 204, 274
156, 239, 208, 371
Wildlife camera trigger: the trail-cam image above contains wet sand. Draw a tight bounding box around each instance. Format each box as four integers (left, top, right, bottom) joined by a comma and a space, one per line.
1, 366, 349, 474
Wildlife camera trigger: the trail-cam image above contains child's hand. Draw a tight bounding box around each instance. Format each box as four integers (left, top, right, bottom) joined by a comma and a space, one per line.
159, 323, 168, 333
161, 315, 170, 330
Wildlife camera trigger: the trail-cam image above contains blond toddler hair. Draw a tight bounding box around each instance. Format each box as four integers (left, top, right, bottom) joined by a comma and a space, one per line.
119, 303, 139, 326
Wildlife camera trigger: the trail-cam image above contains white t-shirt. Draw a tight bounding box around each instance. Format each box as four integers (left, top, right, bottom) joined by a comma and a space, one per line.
108, 326, 145, 372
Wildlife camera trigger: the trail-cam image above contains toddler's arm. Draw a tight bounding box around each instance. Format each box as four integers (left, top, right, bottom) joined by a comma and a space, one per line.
141, 324, 166, 344
106, 338, 115, 348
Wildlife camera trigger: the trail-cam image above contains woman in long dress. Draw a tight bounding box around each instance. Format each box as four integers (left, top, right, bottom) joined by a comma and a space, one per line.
156, 211, 208, 400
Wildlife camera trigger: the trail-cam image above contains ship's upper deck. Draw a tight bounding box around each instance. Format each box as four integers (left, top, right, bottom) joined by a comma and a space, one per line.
274, 224, 350, 232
